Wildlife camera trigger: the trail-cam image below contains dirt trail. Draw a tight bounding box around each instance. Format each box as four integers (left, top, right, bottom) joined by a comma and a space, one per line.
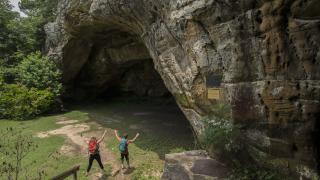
37, 116, 131, 180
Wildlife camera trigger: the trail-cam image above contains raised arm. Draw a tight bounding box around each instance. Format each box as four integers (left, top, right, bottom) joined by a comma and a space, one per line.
84, 137, 90, 144
97, 130, 107, 143
114, 130, 121, 142
128, 133, 140, 143
83, 138, 90, 155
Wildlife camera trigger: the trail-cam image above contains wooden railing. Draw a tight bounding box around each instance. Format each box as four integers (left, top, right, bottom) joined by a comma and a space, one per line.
50, 165, 80, 180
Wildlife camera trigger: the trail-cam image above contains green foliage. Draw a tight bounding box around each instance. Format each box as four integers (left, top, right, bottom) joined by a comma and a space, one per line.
201, 103, 242, 155
0, 0, 62, 120
169, 147, 187, 154
0, 83, 54, 119
0, 2, 39, 64
202, 103, 285, 180
0, 0, 58, 64
19, 0, 59, 50
0, 62, 4, 84
20, 0, 58, 22
227, 166, 283, 180
0, 117, 89, 179
17, 51, 62, 96
0, 0, 19, 62
0, 61, 18, 83
0, 127, 38, 179
0, 52, 61, 120
7, 16, 44, 56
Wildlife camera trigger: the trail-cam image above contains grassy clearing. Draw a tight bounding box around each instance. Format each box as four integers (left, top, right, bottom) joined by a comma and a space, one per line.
1, 100, 195, 179
0, 111, 93, 179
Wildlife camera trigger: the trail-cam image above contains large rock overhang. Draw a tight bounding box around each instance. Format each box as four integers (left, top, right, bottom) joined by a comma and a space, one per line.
45, 0, 320, 178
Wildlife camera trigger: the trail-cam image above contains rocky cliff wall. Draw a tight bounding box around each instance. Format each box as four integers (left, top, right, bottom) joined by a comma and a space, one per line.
46, 0, 320, 178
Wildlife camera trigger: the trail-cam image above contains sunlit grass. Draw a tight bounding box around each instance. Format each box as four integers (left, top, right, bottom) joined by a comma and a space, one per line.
106, 137, 163, 179
0, 113, 90, 179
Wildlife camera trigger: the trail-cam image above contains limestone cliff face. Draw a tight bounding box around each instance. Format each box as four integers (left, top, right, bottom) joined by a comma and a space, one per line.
46, 0, 320, 178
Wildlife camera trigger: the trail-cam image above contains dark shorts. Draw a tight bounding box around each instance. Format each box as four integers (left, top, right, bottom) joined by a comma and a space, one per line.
121, 153, 129, 161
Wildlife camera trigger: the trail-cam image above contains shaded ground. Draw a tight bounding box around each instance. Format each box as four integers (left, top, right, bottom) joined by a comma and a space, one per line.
69, 97, 196, 159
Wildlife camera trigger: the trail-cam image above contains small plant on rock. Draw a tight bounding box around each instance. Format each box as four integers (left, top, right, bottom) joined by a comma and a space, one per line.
200, 102, 242, 157
227, 166, 283, 180
201, 103, 285, 179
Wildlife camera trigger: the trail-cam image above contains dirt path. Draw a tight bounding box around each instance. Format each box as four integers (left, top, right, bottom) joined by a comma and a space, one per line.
37, 116, 131, 180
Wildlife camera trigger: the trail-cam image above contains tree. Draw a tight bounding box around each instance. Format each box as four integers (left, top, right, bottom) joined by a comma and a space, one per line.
20, 0, 58, 22
0, 0, 59, 65
0, 0, 62, 120
0, 0, 20, 63
19, 0, 59, 51
0, 127, 38, 180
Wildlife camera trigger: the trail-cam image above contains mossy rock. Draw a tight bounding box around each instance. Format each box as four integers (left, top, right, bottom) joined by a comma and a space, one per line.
173, 93, 190, 108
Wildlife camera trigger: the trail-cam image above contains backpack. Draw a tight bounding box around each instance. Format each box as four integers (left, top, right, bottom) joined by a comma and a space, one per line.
119, 138, 128, 153
89, 140, 99, 154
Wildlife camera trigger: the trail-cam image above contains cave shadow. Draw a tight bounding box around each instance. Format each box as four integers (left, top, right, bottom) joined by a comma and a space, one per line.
62, 28, 197, 159
313, 113, 320, 174
69, 96, 196, 160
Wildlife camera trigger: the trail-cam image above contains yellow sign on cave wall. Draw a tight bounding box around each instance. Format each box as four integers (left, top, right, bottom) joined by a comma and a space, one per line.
207, 88, 222, 100
206, 75, 223, 100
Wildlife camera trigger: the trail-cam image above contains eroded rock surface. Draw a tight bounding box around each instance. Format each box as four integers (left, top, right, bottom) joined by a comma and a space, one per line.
162, 150, 229, 180
46, 0, 320, 178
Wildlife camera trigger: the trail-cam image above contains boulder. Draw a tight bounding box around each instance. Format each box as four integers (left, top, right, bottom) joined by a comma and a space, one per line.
162, 150, 229, 180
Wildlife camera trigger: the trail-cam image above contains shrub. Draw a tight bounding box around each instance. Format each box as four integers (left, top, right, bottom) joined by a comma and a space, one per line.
0, 61, 17, 83
201, 103, 284, 179
17, 51, 62, 96
227, 166, 283, 180
200, 103, 242, 156
0, 64, 4, 84
0, 83, 54, 119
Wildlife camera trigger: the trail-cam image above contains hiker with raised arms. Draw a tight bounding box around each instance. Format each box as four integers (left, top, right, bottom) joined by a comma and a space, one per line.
85, 130, 107, 176
114, 130, 140, 169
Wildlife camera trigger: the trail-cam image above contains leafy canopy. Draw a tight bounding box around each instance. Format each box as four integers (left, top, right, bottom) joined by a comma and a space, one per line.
17, 51, 62, 96
0, 0, 61, 120
0, 0, 58, 64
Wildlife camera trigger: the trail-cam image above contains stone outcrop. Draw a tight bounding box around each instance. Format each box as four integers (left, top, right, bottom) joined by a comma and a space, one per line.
162, 150, 229, 180
46, 0, 320, 178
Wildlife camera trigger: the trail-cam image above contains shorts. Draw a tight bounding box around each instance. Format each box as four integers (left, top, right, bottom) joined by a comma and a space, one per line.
121, 153, 129, 161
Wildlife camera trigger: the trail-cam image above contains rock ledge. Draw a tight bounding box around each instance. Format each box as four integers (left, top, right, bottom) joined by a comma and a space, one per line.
162, 150, 229, 180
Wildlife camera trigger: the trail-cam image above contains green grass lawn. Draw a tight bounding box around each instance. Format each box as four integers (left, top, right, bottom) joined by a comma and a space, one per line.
0, 111, 94, 180
0, 100, 195, 179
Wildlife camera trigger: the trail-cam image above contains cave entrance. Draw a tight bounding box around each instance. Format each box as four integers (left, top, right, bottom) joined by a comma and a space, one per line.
65, 32, 195, 158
